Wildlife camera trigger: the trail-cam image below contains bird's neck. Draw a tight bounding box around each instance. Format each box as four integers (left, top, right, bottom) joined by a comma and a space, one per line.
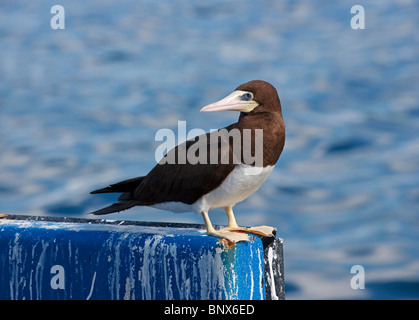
238, 110, 282, 127
233, 111, 285, 167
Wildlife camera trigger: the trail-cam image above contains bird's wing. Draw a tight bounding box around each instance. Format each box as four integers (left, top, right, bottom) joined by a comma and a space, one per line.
132, 130, 237, 205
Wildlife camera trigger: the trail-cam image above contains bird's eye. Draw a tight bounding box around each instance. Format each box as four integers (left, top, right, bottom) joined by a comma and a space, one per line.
241, 92, 253, 101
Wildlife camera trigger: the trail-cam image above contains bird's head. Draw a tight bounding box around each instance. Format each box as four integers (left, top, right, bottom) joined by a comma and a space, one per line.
200, 80, 281, 114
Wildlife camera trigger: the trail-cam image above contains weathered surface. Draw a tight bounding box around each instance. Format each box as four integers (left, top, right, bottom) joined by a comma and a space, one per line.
0, 215, 284, 300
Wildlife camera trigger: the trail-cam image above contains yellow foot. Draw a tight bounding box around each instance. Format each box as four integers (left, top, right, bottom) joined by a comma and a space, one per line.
228, 225, 277, 237
207, 228, 250, 244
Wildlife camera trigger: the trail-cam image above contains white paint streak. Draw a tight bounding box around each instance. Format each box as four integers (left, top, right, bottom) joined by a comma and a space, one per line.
267, 247, 278, 300
257, 246, 264, 300
249, 248, 254, 300
86, 272, 97, 300
124, 277, 131, 300
35, 240, 49, 300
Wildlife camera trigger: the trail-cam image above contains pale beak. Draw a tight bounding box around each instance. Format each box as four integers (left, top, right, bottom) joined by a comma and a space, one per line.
200, 90, 258, 113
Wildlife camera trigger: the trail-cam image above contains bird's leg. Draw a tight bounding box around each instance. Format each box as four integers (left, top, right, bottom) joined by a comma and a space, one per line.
224, 206, 277, 238
201, 211, 248, 243
201, 210, 217, 234
225, 206, 239, 228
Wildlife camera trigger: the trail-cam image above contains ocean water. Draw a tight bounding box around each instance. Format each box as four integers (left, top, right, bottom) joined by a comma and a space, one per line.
1, 0, 418, 299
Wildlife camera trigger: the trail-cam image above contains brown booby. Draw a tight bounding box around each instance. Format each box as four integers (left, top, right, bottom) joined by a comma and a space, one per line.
90, 80, 285, 243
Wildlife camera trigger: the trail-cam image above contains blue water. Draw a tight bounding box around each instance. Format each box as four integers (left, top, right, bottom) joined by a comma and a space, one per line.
1, 0, 418, 299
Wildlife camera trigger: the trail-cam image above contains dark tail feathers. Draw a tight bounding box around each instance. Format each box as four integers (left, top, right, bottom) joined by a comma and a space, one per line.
90, 176, 145, 194
90, 200, 140, 215
90, 176, 146, 215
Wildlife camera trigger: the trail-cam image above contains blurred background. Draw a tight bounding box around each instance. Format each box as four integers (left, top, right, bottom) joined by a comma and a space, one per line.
1, 0, 418, 299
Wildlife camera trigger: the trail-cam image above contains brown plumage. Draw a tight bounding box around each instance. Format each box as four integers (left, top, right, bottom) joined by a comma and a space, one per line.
90, 80, 285, 242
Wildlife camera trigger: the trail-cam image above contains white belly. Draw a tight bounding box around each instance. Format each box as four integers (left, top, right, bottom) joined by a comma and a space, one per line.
151, 164, 274, 214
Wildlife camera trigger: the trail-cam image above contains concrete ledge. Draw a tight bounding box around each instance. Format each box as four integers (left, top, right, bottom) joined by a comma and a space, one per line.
0, 215, 285, 300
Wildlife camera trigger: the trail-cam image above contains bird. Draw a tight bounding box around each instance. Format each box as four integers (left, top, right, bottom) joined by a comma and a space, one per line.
90, 80, 285, 243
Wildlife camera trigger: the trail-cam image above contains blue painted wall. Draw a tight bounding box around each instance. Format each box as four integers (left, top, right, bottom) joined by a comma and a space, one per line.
0, 218, 265, 300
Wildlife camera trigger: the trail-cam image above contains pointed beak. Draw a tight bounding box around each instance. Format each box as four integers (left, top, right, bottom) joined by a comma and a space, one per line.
200, 90, 258, 113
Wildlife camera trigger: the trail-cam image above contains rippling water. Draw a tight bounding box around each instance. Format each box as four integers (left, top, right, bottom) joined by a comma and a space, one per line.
1, 0, 418, 299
